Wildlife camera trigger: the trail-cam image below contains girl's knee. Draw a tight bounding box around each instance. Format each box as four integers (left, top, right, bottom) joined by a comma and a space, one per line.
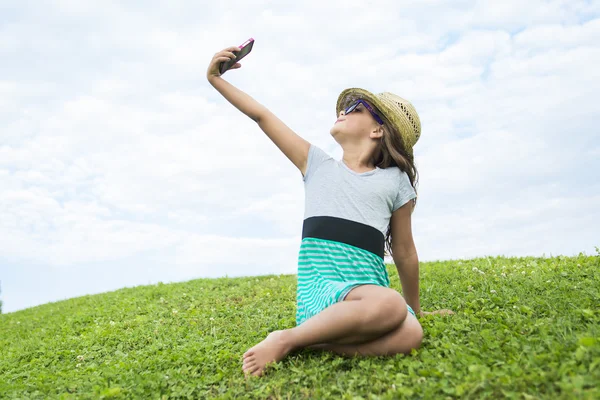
364, 289, 407, 330
383, 290, 409, 325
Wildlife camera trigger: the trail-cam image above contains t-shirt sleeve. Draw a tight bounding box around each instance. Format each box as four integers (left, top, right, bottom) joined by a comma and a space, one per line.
302, 143, 332, 183
392, 171, 417, 212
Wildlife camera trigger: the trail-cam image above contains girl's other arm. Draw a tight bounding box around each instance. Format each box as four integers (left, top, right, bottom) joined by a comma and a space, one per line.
391, 202, 455, 317
390, 202, 421, 315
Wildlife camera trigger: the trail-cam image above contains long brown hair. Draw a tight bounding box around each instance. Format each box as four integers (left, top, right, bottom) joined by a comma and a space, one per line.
340, 95, 419, 258
370, 116, 419, 259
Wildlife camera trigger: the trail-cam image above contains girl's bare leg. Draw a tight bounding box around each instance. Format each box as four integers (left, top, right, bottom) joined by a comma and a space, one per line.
242, 284, 420, 377
306, 311, 423, 357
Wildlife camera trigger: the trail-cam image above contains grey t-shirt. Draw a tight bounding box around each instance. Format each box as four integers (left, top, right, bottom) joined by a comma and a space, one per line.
302, 144, 416, 237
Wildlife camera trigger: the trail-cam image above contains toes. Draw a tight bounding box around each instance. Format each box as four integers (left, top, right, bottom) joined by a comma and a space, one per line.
243, 363, 259, 374
243, 364, 262, 378
242, 362, 256, 372
243, 350, 254, 358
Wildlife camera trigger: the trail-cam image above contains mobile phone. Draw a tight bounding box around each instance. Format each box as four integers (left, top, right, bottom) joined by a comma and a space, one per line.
219, 38, 254, 75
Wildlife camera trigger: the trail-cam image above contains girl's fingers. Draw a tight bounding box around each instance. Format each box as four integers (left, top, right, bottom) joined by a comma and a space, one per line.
216, 56, 233, 63
208, 47, 241, 77
215, 49, 238, 59
214, 53, 234, 61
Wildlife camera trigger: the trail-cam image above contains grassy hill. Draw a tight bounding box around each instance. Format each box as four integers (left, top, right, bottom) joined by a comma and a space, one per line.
1, 252, 599, 399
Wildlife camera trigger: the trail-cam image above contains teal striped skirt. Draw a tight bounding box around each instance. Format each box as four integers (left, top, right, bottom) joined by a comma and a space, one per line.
296, 237, 414, 326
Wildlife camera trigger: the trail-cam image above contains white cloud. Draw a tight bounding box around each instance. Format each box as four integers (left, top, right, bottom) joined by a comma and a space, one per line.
1, 0, 599, 313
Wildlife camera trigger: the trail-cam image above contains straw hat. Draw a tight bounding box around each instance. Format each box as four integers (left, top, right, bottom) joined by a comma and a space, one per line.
336, 88, 421, 155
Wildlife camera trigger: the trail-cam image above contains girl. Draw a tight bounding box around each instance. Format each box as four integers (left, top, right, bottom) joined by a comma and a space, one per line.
207, 46, 452, 378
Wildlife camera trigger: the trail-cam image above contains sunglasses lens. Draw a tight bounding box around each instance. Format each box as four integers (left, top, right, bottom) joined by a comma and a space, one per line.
345, 101, 358, 114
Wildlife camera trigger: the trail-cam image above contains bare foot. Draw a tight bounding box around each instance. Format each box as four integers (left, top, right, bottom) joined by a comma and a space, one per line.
242, 330, 293, 377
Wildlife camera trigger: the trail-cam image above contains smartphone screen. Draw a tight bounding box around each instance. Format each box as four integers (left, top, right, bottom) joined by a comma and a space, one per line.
220, 38, 254, 75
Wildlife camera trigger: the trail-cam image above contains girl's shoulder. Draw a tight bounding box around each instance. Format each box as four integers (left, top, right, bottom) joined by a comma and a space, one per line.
380, 165, 413, 191
380, 164, 408, 178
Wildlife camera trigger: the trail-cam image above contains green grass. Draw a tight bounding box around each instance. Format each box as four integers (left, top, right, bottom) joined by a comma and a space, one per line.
1, 252, 599, 399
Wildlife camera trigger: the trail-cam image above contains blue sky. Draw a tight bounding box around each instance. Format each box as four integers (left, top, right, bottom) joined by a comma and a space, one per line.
1, 0, 599, 313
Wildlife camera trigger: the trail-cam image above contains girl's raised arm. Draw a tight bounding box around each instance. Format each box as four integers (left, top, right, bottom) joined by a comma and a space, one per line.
207, 47, 310, 176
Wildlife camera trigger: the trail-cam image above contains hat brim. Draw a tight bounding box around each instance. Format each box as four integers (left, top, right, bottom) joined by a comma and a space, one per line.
336, 88, 382, 117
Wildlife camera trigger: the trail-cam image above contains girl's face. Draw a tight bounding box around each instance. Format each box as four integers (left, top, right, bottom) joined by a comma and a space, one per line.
330, 99, 382, 142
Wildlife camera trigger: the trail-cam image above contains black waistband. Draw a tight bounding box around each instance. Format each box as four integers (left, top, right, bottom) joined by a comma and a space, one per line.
301, 216, 385, 259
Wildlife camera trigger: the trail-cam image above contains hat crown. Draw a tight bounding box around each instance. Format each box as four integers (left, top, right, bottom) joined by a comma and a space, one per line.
378, 92, 421, 145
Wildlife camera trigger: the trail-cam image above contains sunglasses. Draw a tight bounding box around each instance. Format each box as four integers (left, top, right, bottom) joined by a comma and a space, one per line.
344, 99, 384, 125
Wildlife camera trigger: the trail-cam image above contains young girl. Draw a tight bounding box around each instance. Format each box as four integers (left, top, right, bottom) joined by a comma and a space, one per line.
207, 46, 452, 378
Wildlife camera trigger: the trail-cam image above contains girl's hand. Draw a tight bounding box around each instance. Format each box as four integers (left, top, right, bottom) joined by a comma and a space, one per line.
420, 309, 455, 317
207, 46, 243, 81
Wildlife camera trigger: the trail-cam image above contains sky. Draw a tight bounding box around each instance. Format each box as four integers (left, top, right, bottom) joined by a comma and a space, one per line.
1, 0, 599, 314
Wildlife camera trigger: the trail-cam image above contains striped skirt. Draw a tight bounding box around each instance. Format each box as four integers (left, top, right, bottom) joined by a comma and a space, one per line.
296, 237, 392, 326
296, 216, 415, 326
